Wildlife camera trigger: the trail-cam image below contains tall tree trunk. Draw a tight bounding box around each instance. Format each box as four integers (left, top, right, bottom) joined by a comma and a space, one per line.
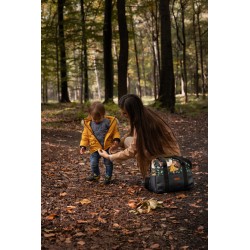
80, 0, 89, 103
127, 74, 131, 93
82, 0, 89, 102
152, 42, 157, 100
130, 9, 141, 98
103, 0, 114, 103
55, 25, 60, 103
73, 41, 79, 102
174, 43, 182, 95
197, 5, 205, 97
180, 0, 188, 103
94, 51, 101, 99
154, 1, 161, 91
192, 0, 199, 98
58, 0, 70, 103
139, 30, 147, 96
117, 0, 128, 100
159, 0, 175, 113
172, 0, 188, 102
149, 7, 158, 100
42, 48, 48, 103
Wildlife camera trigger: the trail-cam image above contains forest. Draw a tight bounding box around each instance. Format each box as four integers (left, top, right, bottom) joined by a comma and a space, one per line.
41, 0, 208, 249
41, 0, 208, 112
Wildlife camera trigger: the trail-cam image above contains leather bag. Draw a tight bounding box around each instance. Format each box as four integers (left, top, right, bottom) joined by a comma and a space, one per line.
144, 156, 194, 193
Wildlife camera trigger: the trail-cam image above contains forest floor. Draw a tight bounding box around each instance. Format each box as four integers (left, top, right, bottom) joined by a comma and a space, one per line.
41, 103, 208, 250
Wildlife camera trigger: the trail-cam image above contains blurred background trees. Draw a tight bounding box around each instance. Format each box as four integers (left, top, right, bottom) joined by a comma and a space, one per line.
41, 0, 207, 111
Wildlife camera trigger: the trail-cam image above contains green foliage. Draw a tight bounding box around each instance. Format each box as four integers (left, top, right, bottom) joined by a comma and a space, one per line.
41, 0, 208, 103
41, 102, 89, 122
175, 95, 208, 116
147, 94, 207, 117
104, 102, 121, 119
42, 93, 208, 130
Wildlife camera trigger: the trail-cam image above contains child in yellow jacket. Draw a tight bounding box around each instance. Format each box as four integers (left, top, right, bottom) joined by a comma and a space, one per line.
80, 101, 120, 184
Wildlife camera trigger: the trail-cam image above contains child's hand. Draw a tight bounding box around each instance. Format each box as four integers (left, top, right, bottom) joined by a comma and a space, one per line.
80, 147, 86, 155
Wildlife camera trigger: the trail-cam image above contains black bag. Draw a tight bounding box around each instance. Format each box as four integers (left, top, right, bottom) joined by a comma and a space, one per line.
144, 156, 194, 193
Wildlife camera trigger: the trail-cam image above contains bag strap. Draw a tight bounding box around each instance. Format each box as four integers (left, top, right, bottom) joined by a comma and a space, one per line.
157, 156, 191, 191
157, 157, 169, 192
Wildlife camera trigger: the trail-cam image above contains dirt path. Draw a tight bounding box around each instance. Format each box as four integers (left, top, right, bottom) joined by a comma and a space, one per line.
41, 111, 208, 249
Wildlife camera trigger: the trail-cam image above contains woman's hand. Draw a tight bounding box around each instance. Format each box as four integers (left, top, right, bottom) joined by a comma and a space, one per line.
98, 149, 110, 159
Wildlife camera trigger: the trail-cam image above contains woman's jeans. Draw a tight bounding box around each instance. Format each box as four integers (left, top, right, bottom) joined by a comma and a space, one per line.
90, 150, 113, 177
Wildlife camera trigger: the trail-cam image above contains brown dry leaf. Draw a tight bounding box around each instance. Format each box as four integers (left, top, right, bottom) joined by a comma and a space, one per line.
97, 216, 107, 224
128, 239, 135, 243
127, 187, 136, 195
122, 229, 133, 235
66, 206, 76, 213
172, 220, 180, 224
88, 212, 99, 216
77, 240, 85, 245
113, 209, 120, 215
148, 199, 159, 209
59, 192, 67, 196
77, 220, 89, 224
168, 206, 178, 209
128, 200, 137, 209
150, 243, 160, 249
63, 226, 74, 231
44, 233, 56, 238
46, 214, 58, 220
79, 199, 91, 205
176, 194, 187, 199
75, 232, 85, 237
197, 226, 204, 234
137, 227, 152, 233
86, 227, 100, 233
67, 205, 76, 209
137, 201, 151, 214
44, 229, 54, 233
113, 223, 121, 228
180, 246, 189, 250
65, 237, 71, 244
129, 198, 164, 214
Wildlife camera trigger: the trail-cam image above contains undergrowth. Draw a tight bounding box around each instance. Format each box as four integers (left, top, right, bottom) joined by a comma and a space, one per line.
41, 95, 208, 123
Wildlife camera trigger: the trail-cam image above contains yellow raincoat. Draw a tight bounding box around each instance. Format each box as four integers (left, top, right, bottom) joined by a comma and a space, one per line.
80, 116, 120, 153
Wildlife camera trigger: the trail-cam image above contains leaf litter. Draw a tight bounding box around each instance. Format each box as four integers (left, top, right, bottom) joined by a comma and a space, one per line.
42, 106, 207, 249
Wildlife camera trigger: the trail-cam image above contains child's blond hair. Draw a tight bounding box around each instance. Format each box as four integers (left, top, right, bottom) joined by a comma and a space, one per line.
88, 101, 105, 120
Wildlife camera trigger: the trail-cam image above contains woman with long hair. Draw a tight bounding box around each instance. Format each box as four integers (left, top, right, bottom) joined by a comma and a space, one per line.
98, 94, 181, 178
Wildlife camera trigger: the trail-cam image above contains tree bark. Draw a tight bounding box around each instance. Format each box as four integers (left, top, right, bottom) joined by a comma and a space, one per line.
130, 10, 141, 98
58, 0, 70, 103
197, 4, 205, 97
154, 1, 161, 90
117, 0, 128, 100
94, 51, 101, 99
180, 0, 188, 103
103, 0, 114, 103
172, 0, 188, 103
80, 0, 89, 103
192, 0, 199, 98
55, 25, 60, 103
159, 0, 175, 112
139, 30, 147, 96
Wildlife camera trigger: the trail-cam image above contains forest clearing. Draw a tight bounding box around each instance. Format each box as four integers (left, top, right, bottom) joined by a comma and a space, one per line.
41, 99, 208, 249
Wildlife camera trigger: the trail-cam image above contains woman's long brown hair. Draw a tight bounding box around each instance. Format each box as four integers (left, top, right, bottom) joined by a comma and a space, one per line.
118, 94, 178, 176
